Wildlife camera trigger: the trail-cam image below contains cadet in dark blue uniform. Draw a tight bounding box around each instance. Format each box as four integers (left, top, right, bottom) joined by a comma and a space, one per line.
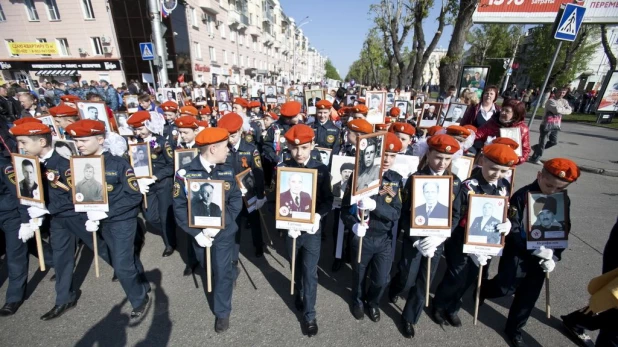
278, 124, 333, 337
342, 132, 403, 322
161, 101, 180, 145
218, 113, 266, 259
432, 143, 518, 328
66, 119, 150, 319
311, 100, 341, 156
127, 110, 176, 257
387, 134, 462, 338
260, 112, 279, 186
172, 127, 243, 333
262, 101, 303, 173
389, 122, 417, 156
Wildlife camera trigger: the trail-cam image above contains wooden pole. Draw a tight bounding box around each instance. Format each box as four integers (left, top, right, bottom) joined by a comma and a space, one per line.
474, 264, 483, 326
290, 237, 296, 295
143, 193, 148, 209
258, 209, 273, 246
92, 230, 100, 278
545, 272, 550, 319
425, 258, 431, 307
206, 246, 212, 293
34, 224, 45, 271
357, 209, 365, 264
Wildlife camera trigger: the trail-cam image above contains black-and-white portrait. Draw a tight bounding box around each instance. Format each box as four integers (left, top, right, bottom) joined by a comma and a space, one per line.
265, 85, 277, 103
216, 89, 230, 103
115, 113, 134, 136
346, 94, 357, 106
443, 103, 467, 127
276, 168, 317, 223
53, 140, 78, 160
236, 169, 257, 210
77, 101, 111, 132
386, 92, 395, 107
129, 143, 152, 178
316, 147, 332, 166
175, 148, 198, 171
499, 127, 523, 157
124, 95, 139, 113
71, 156, 106, 204
330, 155, 355, 203
13, 155, 42, 201
38, 115, 60, 139
527, 192, 567, 243
353, 134, 384, 195
418, 103, 442, 128
193, 88, 207, 105
218, 102, 230, 112
395, 101, 408, 116
366, 91, 386, 124
466, 195, 507, 246
276, 95, 286, 105
411, 176, 452, 228
188, 179, 224, 228
450, 156, 474, 182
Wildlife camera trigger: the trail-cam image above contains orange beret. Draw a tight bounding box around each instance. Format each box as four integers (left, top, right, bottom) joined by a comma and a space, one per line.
357, 98, 365, 104
375, 124, 388, 131
491, 137, 519, 150
195, 127, 229, 146
462, 124, 478, 134
174, 116, 199, 129
49, 104, 78, 117
446, 125, 471, 138
427, 125, 444, 137
161, 101, 178, 112
389, 107, 401, 117
64, 119, 105, 137
184, 100, 194, 107
482, 144, 519, 167
390, 122, 415, 136
280, 101, 301, 117
197, 120, 210, 128
14, 118, 42, 126
337, 107, 348, 116
60, 95, 80, 103
10, 122, 51, 136
316, 100, 332, 109
427, 134, 460, 154
200, 106, 212, 115
127, 111, 151, 128
233, 98, 249, 108
180, 106, 198, 117
217, 113, 243, 133
352, 105, 368, 115
284, 124, 315, 145
385, 132, 403, 153
248, 101, 261, 108
265, 112, 279, 121
347, 119, 372, 134
543, 158, 580, 182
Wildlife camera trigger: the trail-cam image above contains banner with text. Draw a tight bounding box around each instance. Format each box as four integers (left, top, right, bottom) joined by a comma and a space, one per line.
473, 0, 618, 24
9, 42, 58, 55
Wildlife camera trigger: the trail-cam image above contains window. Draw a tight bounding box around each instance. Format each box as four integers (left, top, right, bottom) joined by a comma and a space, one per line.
230, 29, 236, 42
253, 58, 256, 68
81, 0, 95, 19
209, 46, 216, 62
0, 4, 6, 22
37, 38, 51, 57
91, 36, 103, 55
240, 54, 244, 67
194, 42, 202, 60
5, 39, 18, 57
253, 38, 257, 51
207, 15, 214, 35
220, 25, 226, 39
56, 38, 70, 56
239, 33, 242, 46
232, 51, 237, 65
25, 0, 40, 21
246, 34, 250, 46
190, 7, 198, 27
45, 0, 60, 21
223, 50, 228, 64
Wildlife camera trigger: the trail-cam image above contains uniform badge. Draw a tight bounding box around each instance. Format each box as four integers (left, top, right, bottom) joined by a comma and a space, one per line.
5, 166, 16, 185
224, 182, 231, 191
75, 193, 84, 202
452, 193, 456, 201
107, 184, 114, 192
326, 135, 335, 144
508, 206, 517, 218
166, 145, 173, 158
241, 157, 249, 168
279, 137, 286, 143
151, 154, 157, 159
254, 156, 262, 168
173, 182, 181, 198
530, 229, 542, 239
46, 171, 56, 181
245, 135, 253, 143
385, 196, 392, 203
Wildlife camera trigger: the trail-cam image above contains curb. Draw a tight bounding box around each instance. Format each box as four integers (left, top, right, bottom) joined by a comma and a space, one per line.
539, 160, 618, 178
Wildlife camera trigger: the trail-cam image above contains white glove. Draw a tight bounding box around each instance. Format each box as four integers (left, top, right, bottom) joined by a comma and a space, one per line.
495, 219, 512, 235
308, 214, 321, 234
255, 197, 267, 210
139, 178, 156, 186
352, 223, 367, 237
28, 206, 49, 219
29, 218, 43, 229
470, 254, 491, 267
539, 258, 555, 273
202, 228, 220, 238
85, 220, 100, 232
287, 229, 301, 239
532, 246, 554, 260
357, 197, 376, 211
419, 236, 446, 258
87, 211, 108, 221
18, 223, 35, 242
413, 240, 433, 258
137, 179, 151, 194
195, 233, 213, 248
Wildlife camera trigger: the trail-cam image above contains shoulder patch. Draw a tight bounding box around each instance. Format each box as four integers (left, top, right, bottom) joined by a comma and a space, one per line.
126, 168, 135, 177
5, 165, 16, 185
254, 155, 262, 168
128, 176, 139, 191
166, 144, 173, 158
224, 182, 231, 191
173, 181, 181, 198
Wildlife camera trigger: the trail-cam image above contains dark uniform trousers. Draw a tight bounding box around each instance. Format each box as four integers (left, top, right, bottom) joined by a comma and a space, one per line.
0, 213, 29, 304
351, 233, 392, 308
330, 208, 353, 261
287, 231, 321, 322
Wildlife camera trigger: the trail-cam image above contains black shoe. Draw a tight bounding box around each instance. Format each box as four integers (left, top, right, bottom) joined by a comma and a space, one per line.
305, 319, 318, 337
0, 301, 23, 317
112, 274, 119, 282
561, 314, 594, 346
388, 290, 399, 304
40, 300, 77, 320
130, 295, 150, 319
352, 305, 364, 320
528, 156, 540, 164
49, 273, 56, 282
400, 317, 415, 338
368, 307, 380, 322
431, 307, 446, 325
162, 246, 174, 257
445, 312, 462, 327
255, 247, 264, 258
509, 334, 527, 347
295, 295, 304, 312
183, 264, 197, 276
215, 317, 230, 333
331, 259, 342, 272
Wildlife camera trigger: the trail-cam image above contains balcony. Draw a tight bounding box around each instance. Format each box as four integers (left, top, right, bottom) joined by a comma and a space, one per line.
228, 11, 248, 30
199, 0, 220, 14
247, 23, 261, 37
263, 10, 274, 23
263, 33, 274, 46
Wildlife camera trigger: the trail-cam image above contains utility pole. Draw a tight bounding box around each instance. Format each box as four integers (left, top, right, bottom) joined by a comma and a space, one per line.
501, 29, 523, 94
148, 0, 168, 86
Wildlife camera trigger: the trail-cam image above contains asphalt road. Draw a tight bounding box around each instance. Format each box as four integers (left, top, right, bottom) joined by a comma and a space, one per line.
0, 128, 616, 346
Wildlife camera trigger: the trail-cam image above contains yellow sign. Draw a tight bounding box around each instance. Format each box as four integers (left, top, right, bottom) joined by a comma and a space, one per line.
8, 42, 58, 55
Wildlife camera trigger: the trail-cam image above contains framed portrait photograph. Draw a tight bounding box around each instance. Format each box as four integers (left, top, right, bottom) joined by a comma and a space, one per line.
351, 132, 386, 202
450, 156, 475, 182
276, 95, 286, 105
463, 195, 508, 254
526, 191, 569, 249
304, 89, 324, 115
398, 92, 412, 101
394, 100, 409, 117
76, 101, 111, 132
413, 96, 424, 113
390, 154, 420, 185
277, 85, 285, 95
330, 155, 355, 208
128, 143, 152, 178
187, 179, 225, 229
70, 155, 108, 212
410, 175, 453, 237
458, 65, 490, 99
218, 102, 231, 113
236, 169, 258, 212
53, 139, 78, 160
11, 154, 45, 207
275, 167, 317, 229
386, 92, 396, 108
265, 85, 278, 104
124, 95, 139, 113
504, 167, 516, 195
115, 112, 134, 136
366, 91, 386, 124
417, 102, 443, 128
159, 88, 178, 103
229, 84, 239, 97
175, 148, 198, 171
346, 94, 358, 106
216, 89, 230, 103
315, 147, 332, 166
36, 115, 61, 139
192, 88, 207, 105
500, 127, 523, 156
442, 103, 468, 127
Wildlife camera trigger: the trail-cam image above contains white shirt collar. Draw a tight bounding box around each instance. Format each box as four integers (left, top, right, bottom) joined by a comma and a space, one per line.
186, 140, 195, 148
429, 168, 445, 176
233, 140, 241, 151
199, 156, 215, 173
40, 149, 54, 163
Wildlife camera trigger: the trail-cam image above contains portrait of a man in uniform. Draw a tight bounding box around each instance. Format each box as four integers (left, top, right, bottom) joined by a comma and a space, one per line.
468, 202, 502, 245
412, 178, 452, 228
333, 162, 354, 199
532, 196, 564, 232
18, 159, 39, 199
131, 145, 151, 177
75, 163, 103, 203
355, 139, 381, 192
279, 173, 312, 213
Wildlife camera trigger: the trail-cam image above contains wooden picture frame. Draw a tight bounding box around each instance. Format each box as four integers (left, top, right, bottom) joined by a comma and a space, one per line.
417, 102, 443, 128
526, 191, 569, 249
11, 154, 45, 207
36, 115, 61, 139
187, 179, 225, 229
365, 91, 387, 124
215, 89, 230, 103
174, 148, 198, 171
500, 127, 523, 156
352, 132, 386, 200
315, 147, 332, 166
464, 194, 508, 248
275, 167, 318, 225
235, 168, 258, 212
114, 112, 134, 136
450, 156, 475, 182
394, 100, 409, 117
346, 94, 358, 106
192, 88, 207, 106
330, 155, 355, 209
128, 143, 153, 178
53, 139, 78, 160
304, 89, 324, 115
123, 94, 139, 113
505, 167, 516, 195
410, 175, 454, 237
76, 101, 111, 132
70, 155, 109, 212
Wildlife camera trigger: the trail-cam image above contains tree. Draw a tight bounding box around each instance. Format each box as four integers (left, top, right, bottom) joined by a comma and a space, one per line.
600, 24, 617, 72
324, 59, 341, 81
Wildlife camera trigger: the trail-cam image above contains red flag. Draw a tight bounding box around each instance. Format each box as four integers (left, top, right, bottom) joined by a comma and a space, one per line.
177, 73, 184, 83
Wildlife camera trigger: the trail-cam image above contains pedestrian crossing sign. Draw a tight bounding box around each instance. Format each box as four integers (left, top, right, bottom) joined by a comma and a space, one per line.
139, 42, 155, 61
554, 4, 586, 42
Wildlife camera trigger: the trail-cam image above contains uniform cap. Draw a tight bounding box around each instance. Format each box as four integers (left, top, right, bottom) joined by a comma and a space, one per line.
280, 101, 302, 117
337, 107, 348, 117
195, 127, 229, 146
482, 144, 519, 167
316, 100, 332, 109
340, 163, 354, 172
199, 106, 212, 115
126, 111, 151, 128
284, 124, 315, 145
10, 122, 51, 136
64, 119, 106, 137
233, 98, 249, 108
427, 125, 444, 137
543, 158, 580, 182
161, 101, 178, 112
491, 137, 519, 150
385, 132, 403, 153
390, 122, 415, 136
180, 106, 198, 117
184, 100, 194, 107
427, 134, 460, 154
265, 112, 279, 121
446, 125, 471, 138
375, 124, 388, 131
197, 120, 210, 128
49, 104, 78, 117
60, 95, 80, 103
389, 107, 401, 117
174, 116, 199, 129
14, 118, 42, 126
347, 119, 372, 134
352, 105, 368, 115
462, 124, 478, 134
357, 98, 365, 104
248, 100, 261, 108
217, 113, 243, 133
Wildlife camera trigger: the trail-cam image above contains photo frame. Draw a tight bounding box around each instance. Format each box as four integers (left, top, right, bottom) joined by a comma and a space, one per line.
265, 85, 278, 104
123, 95, 139, 113
76, 101, 111, 132
70, 155, 109, 212
398, 92, 412, 101
187, 179, 225, 229
504, 167, 516, 195
365, 91, 387, 124
304, 89, 324, 115
330, 155, 355, 209
235, 168, 258, 212
499, 127, 523, 156
53, 139, 78, 160
36, 115, 61, 139
158, 88, 181, 103
192, 88, 207, 106
450, 156, 475, 182
394, 100, 409, 117
346, 94, 358, 106
417, 102, 443, 128
215, 89, 230, 103
410, 175, 453, 237
385, 92, 396, 108
463, 194, 508, 255
128, 143, 153, 178
275, 167, 318, 230
526, 191, 569, 250
457, 65, 491, 99
390, 155, 420, 185
218, 102, 231, 113
229, 84, 239, 97
276, 95, 286, 105
442, 103, 468, 127
11, 154, 45, 207
175, 148, 198, 171
114, 112, 134, 136
315, 147, 332, 166
351, 132, 386, 202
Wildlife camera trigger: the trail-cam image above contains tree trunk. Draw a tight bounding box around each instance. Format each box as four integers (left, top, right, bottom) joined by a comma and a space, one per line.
601, 24, 617, 72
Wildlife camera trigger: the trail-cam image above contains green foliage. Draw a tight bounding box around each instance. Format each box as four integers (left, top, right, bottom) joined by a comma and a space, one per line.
324, 59, 341, 81
345, 28, 392, 85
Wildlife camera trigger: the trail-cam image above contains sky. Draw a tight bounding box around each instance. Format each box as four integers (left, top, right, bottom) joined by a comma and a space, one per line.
280, 0, 454, 79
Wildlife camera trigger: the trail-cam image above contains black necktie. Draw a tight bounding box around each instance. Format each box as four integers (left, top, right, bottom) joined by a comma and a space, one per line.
205, 204, 210, 216
295, 196, 300, 206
